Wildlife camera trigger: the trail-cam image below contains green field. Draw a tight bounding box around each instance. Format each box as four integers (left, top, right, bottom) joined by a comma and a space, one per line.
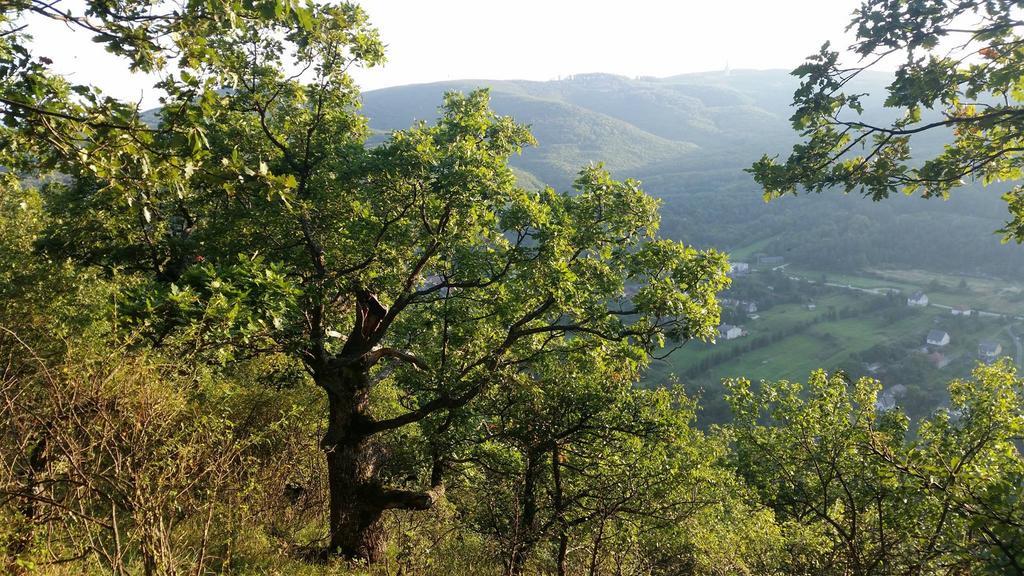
786, 266, 919, 293
785, 266, 1024, 317
645, 260, 1023, 423
727, 235, 778, 261
865, 268, 1024, 316
651, 294, 862, 377
648, 293, 939, 384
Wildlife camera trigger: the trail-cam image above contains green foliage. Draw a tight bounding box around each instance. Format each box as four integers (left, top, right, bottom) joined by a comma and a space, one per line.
0, 334, 320, 575
363, 72, 1024, 281
455, 348, 754, 574
6, 0, 731, 564
907, 360, 1024, 573
727, 364, 1024, 574
6, 1, 1024, 574
749, 1, 1024, 243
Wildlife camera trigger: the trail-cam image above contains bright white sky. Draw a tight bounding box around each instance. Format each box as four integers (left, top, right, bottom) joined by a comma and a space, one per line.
28, 0, 865, 106
352, 0, 864, 87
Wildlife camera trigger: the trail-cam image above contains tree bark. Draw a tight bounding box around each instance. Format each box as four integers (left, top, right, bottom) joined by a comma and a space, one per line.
315, 291, 443, 561
318, 360, 441, 561
508, 449, 540, 576
325, 439, 387, 560
320, 363, 389, 560
552, 445, 568, 576
556, 532, 569, 576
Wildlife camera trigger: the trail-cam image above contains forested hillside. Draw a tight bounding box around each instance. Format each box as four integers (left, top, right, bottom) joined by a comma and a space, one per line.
362, 71, 1024, 279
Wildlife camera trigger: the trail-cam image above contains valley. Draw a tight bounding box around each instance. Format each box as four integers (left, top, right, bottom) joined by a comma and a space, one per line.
646, 254, 1024, 423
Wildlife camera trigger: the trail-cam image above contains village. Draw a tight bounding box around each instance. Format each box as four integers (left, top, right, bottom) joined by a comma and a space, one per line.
717, 281, 1012, 366
646, 253, 1024, 424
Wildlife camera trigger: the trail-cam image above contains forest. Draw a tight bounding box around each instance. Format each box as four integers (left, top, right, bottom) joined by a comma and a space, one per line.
2, 1, 1024, 575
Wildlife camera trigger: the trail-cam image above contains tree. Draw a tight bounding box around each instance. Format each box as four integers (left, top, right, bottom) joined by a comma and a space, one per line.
874, 361, 1024, 574
749, 0, 1024, 242
16, 1, 730, 562
728, 366, 1024, 575
727, 371, 941, 575
460, 348, 737, 576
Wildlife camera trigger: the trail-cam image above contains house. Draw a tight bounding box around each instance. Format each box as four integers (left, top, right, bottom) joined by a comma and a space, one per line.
978, 341, 1003, 363
907, 291, 929, 307
720, 298, 757, 314
876, 384, 907, 411
718, 324, 743, 340
951, 305, 973, 316
926, 329, 950, 347
806, 303, 817, 311
728, 262, 750, 276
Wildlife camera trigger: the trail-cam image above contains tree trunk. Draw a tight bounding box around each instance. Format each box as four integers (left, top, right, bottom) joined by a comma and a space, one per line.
508, 449, 540, 576
552, 445, 568, 576
556, 532, 569, 576
319, 361, 440, 561
321, 365, 388, 561
325, 439, 388, 559
316, 292, 442, 561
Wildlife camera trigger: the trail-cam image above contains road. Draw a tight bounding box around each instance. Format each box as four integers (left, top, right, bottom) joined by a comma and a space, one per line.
783, 272, 1024, 321
781, 270, 1024, 366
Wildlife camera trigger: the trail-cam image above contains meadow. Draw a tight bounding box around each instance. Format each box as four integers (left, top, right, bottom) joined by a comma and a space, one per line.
646, 263, 1023, 423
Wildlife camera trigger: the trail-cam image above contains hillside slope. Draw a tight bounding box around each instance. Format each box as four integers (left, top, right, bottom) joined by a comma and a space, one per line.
362, 71, 1024, 278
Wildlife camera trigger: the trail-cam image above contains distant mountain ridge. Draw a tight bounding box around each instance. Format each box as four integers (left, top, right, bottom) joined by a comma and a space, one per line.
361, 70, 1024, 279
361, 70, 802, 188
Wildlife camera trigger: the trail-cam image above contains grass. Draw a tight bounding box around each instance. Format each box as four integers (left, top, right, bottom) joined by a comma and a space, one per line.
646, 292, 874, 384
702, 334, 841, 383
785, 266, 918, 294
865, 268, 1024, 314
645, 238, 1024, 423
652, 299, 932, 384
645, 267, 1021, 418
727, 236, 778, 261
786, 266, 1024, 317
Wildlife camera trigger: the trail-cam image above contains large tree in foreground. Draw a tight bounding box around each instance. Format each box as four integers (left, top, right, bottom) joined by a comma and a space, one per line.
750, 0, 1024, 242
14, 0, 730, 561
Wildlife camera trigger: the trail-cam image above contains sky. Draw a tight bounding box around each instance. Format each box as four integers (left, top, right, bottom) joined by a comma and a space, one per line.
351, 0, 864, 89
27, 0, 866, 106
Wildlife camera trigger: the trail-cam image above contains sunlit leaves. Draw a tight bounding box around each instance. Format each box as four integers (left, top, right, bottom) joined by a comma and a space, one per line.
10, 1, 734, 559
125, 255, 301, 364
749, 1, 1024, 242
728, 364, 1024, 573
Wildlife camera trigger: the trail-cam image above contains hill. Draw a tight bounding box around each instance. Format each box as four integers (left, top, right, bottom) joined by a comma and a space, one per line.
362, 70, 1024, 280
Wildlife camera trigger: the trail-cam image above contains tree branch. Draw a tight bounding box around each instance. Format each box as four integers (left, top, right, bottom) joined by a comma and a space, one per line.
365, 347, 428, 371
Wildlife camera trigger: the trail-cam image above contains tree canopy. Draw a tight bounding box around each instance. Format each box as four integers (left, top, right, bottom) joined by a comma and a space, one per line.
4, 0, 730, 561
4, 1, 1024, 574
750, 0, 1024, 242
